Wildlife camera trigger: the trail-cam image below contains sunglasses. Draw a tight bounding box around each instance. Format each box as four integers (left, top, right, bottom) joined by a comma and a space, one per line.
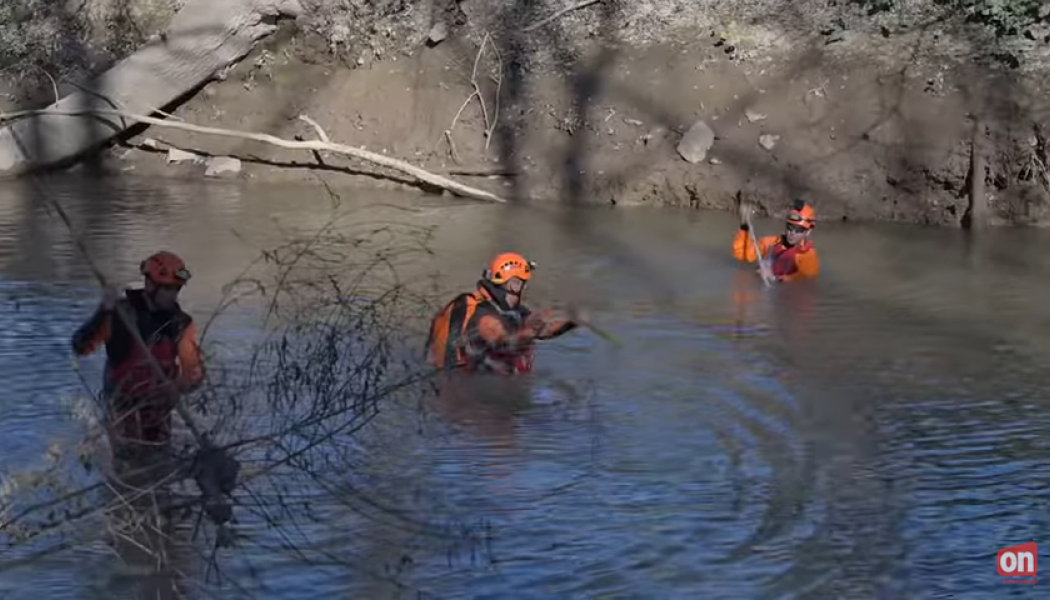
786, 223, 809, 234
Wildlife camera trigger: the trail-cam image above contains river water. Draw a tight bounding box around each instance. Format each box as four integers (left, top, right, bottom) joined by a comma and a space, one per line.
1, 174, 1048, 599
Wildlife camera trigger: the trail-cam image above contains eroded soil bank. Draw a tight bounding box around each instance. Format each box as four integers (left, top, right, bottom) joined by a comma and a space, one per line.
41, 8, 1050, 226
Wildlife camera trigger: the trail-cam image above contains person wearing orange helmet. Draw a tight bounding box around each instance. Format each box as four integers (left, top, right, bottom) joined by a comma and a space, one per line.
426, 252, 581, 376
732, 197, 820, 282
71, 250, 205, 459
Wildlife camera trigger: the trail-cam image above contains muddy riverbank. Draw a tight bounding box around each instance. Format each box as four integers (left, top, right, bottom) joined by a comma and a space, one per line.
6, 1, 1050, 226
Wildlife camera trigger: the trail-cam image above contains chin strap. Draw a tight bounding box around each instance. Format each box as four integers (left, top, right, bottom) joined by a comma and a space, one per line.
477, 279, 519, 314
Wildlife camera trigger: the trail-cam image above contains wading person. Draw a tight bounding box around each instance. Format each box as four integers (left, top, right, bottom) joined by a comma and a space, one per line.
72, 250, 205, 465
733, 196, 820, 282
426, 252, 582, 376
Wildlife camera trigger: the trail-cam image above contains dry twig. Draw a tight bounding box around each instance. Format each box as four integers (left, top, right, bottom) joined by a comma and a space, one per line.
471, 34, 492, 136
444, 130, 462, 164
299, 115, 331, 143
523, 0, 602, 32
299, 114, 332, 165
445, 33, 503, 159
486, 41, 503, 152
1, 198, 474, 594
804, 78, 830, 102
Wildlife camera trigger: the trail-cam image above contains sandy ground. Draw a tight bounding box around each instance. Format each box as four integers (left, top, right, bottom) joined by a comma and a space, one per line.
98, 22, 1050, 227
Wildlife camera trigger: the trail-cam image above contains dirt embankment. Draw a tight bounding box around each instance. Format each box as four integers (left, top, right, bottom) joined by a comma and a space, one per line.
10, 0, 1050, 227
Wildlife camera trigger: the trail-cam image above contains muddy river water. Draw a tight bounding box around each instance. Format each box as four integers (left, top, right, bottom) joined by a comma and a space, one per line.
1, 175, 1048, 599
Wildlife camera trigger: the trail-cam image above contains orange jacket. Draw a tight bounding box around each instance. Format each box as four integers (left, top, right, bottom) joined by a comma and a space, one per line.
425, 282, 576, 375
732, 226, 820, 282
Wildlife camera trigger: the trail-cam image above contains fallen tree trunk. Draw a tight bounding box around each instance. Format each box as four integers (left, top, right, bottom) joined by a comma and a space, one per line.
0, 108, 509, 203
0, 0, 303, 177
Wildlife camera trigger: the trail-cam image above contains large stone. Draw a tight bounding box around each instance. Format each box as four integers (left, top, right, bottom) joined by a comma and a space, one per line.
745, 109, 767, 123
759, 134, 780, 150
204, 156, 242, 177
427, 22, 449, 45
166, 147, 202, 164
676, 120, 715, 164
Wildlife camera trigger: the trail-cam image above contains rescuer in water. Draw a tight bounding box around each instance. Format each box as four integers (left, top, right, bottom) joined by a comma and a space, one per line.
426, 252, 583, 376
732, 196, 820, 282
72, 250, 205, 461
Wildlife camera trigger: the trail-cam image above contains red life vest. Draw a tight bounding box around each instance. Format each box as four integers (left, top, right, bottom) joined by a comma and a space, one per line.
767, 238, 813, 278
484, 335, 535, 374
103, 290, 190, 445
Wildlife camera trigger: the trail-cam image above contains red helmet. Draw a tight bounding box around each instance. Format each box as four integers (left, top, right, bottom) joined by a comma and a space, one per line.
140, 251, 191, 286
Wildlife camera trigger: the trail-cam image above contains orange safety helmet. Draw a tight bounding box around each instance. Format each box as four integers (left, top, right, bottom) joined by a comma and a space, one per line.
484, 252, 535, 285
140, 251, 191, 286
786, 199, 816, 230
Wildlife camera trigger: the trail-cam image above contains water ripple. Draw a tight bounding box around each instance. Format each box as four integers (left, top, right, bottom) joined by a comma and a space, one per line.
3, 181, 1050, 598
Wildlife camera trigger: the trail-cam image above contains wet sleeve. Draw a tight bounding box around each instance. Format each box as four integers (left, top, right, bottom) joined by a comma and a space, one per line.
176, 320, 205, 392
780, 248, 820, 282
71, 309, 112, 356
732, 226, 757, 263
538, 320, 578, 340
532, 308, 578, 340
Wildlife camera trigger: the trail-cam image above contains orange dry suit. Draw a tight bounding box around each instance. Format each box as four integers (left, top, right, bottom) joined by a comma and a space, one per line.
732, 227, 820, 282
72, 289, 204, 450
426, 280, 576, 376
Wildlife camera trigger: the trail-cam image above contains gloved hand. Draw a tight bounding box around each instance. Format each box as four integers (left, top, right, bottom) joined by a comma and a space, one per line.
756, 262, 777, 283
100, 285, 121, 311
523, 311, 547, 335
737, 198, 754, 226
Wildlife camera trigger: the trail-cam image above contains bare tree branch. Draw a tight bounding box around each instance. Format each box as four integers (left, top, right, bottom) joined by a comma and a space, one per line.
0, 108, 509, 203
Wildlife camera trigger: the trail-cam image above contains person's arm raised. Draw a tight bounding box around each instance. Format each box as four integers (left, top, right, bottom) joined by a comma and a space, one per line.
71, 286, 120, 356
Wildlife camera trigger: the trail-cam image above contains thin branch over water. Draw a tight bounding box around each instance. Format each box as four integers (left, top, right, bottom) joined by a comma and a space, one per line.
0, 188, 486, 596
